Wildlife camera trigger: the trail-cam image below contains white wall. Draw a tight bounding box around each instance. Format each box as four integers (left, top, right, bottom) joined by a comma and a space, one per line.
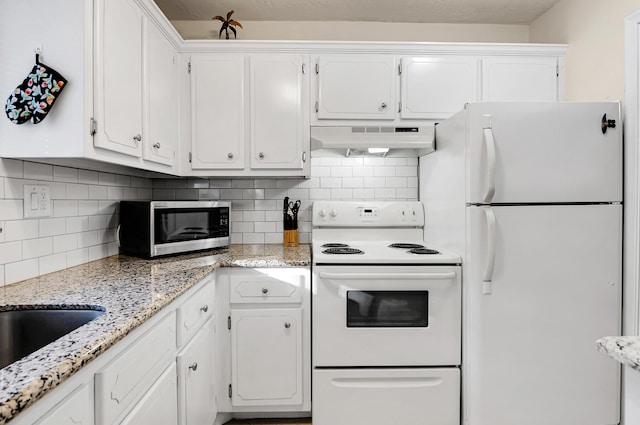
530, 0, 640, 101
171, 20, 530, 42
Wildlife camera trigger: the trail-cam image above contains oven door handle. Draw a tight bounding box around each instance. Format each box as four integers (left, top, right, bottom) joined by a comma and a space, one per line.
318, 272, 457, 280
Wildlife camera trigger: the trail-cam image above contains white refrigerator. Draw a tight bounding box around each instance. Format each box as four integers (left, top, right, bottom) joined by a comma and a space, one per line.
420, 102, 622, 425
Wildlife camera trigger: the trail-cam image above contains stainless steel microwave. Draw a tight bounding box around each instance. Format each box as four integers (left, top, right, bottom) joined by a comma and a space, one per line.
118, 201, 230, 258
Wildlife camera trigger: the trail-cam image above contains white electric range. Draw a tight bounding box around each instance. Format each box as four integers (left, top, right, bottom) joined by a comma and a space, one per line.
311, 201, 462, 425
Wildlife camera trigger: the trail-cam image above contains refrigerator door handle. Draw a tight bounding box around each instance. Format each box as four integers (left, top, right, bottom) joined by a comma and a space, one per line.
482, 207, 497, 294
482, 127, 497, 203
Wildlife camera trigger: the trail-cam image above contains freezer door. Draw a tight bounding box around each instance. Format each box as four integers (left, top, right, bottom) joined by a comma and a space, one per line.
467, 102, 622, 204
465, 204, 621, 425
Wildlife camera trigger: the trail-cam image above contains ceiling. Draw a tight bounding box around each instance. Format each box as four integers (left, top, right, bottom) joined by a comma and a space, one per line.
153, 0, 563, 25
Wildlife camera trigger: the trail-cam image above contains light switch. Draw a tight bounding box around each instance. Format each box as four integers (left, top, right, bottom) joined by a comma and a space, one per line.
23, 185, 51, 218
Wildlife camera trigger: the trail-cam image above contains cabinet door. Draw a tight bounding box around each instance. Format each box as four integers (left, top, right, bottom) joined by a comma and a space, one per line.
177, 317, 217, 425
191, 54, 245, 169
317, 55, 396, 120
481, 57, 559, 101
94, 0, 143, 157
143, 19, 178, 166
35, 384, 93, 425
231, 308, 303, 406
250, 55, 308, 170
400, 57, 478, 119
120, 363, 178, 425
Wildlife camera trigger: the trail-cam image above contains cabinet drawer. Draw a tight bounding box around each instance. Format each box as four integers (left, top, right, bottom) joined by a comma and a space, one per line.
177, 280, 215, 347
230, 271, 303, 304
95, 312, 176, 425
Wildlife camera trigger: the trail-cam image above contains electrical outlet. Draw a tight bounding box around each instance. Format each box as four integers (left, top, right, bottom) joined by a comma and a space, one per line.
23, 185, 51, 218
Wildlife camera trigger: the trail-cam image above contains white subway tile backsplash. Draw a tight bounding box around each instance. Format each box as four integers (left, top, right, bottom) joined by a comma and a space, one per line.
243, 233, 265, 244
232, 221, 254, 233
66, 248, 89, 268
244, 211, 265, 222
123, 188, 138, 200
164, 179, 186, 189
175, 189, 197, 200
353, 188, 375, 199
39, 253, 67, 275
265, 211, 281, 222
115, 175, 131, 187
186, 179, 210, 189
374, 167, 396, 177
407, 157, 418, 166
265, 189, 288, 200
98, 201, 117, 215
0, 200, 23, 220
65, 216, 89, 234
375, 188, 396, 199
49, 182, 66, 199
230, 233, 242, 244
310, 188, 331, 199
40, 218, 67, 237
254, 179, 277, 188
53, 166, 79, 183
255, 200, 276, 210
0, 221, 4, 243
4, 220, 38, 242
352, 167, 374, 177
0, 265, 4, 286
319, 157, 342, 166
386, 177, 408, 188
363, 177, 386, 188
89, 244, 109, 262
221, 189, 243, 199
24, 162, 53, 180
408, 177, 418, 188
395, 166, 418, 177
67, 184, 89, 200
232, 180, 254, 188
0, 241, 23, 264
276, 179, 300, 189
342, 177, 364, 188
53, 200, 79, 217
255, 221, 276, 233
287, 189, 309, 200
138, 188, 152, 199
264, 233, 283, 244
98, 172, 116, 186
320, 177, 342, 188
311, 166, 331, 177
331, 166, 352, 177
331, 188, 353, 199
297, 178, 320, 189
107, 186, 124, 200
0, 178, 4, 199
397, 188, 418, 199
131, 177, 146, 188
23, 237, 53, 260
78, 170, 100, 185
243, 189, 265, 200
0, 159, 23, 178
209, 179, 233, 188
78, 201, 99, 216
89, 215, 108, 231
5, 258, 39, 284
232, 200, 254, 211
78, 231, 98, 248
53, 234, 78, 253
5, 178, 38, 199
89, 185, 108, 200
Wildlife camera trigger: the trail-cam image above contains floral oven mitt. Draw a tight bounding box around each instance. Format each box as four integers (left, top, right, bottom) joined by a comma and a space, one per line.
5, 55, 67, 125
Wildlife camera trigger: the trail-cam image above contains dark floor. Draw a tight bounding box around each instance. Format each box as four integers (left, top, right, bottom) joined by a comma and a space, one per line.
224, 419, 311, 425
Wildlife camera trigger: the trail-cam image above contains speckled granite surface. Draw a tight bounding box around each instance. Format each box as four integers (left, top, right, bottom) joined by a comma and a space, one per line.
597, 336, 640, 372
0, 244, 310, 425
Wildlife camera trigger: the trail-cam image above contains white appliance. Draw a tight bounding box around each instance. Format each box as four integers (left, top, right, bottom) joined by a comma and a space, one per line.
421, 102, 622, 425
311, 201, 462, 425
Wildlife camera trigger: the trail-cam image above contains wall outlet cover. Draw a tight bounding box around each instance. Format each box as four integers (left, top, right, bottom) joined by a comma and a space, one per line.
23, 185, 51, 218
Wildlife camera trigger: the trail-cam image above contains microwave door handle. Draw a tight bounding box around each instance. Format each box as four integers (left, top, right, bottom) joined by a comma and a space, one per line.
482, 207, 497, 295
483, 126, 496, 204
115, 224, 121, 247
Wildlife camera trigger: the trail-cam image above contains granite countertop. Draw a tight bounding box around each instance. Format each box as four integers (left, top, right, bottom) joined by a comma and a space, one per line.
597, 336, 640, 372
0, 244, 310, 425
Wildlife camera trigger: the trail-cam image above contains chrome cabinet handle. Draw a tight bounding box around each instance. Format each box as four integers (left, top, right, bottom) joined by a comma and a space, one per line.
133, 134, 142, 143
262, 287, 268, 294
284, 322, 291, 329
189, 362, 198, 371
227, 152, 234, 159
381, 102, 387, 109
153, 142, 161, 149
200, 305, 208, 313
258, 152, 265, 160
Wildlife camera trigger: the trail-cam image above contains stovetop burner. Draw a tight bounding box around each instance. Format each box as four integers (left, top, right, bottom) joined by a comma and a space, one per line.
409, 248, 440, 255
323, 247, 364, 255
322, 243, 350, 248
389, 243, 425, 249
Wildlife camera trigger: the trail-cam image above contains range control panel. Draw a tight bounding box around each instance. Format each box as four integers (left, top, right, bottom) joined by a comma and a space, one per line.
313, 201, 424, 227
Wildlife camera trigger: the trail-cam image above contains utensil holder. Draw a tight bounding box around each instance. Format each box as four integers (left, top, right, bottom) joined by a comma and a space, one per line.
283, 229, 299, 247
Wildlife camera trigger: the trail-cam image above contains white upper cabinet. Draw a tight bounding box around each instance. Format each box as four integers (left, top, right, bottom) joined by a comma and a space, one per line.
400, 57, 479, 119
317, 55, 396, 120
250, 54, 309, 170
143, 19, 178, 166
189, 53, 310, 176
94, 0, 144, 157
481, 57, 559, 101
190, 54, 246, 170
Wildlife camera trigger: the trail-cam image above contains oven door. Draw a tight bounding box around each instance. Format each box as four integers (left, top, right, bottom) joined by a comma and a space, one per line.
312, 265, 461, 367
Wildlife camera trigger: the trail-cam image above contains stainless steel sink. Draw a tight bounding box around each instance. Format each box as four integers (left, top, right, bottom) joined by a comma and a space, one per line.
0, 307, 105, 369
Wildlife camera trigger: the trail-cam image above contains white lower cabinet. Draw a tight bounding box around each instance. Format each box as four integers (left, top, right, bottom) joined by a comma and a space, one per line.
35, 384, 94, 425
95, 312, 176, 425
231, 308, 303, 406
177, 317, 217, 425
120, 363, 178, 425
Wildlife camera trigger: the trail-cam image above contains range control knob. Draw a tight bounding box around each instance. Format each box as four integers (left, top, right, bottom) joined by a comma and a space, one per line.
319, 209, 327, 217
329, 209, 337, 218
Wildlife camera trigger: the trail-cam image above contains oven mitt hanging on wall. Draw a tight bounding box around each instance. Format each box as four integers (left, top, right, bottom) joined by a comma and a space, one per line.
5, 54, 68, 125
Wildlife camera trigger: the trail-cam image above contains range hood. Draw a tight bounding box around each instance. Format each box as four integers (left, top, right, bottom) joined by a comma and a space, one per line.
311, 126, 435, 156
